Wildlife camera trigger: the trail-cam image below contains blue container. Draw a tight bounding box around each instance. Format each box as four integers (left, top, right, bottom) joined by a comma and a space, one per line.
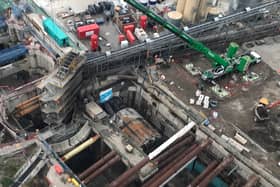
12, 6, 22, 19
0, 17, 7, 31
0, 44, 28, 66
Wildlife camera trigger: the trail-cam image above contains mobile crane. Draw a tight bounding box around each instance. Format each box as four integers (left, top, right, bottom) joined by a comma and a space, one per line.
124, 0, 262, 81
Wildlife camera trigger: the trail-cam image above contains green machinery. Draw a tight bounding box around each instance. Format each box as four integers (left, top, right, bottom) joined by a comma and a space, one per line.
124, 0, 262, 81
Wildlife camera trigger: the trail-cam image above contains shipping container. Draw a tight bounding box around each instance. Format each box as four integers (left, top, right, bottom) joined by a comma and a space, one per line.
0, 16, 7, 33
91, 34, 98, 51
0, 44, 28, 66
126, 30, 135, 44
140, 15, 147, 29
43, 18, 69, 47
77, 23, 99, 39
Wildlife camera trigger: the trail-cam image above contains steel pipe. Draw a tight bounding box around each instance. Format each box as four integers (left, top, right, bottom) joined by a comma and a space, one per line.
83, 155, 121, 184
143, 144, 199, 187
154, 135, 194, 163
187, 160, 219, 187
16, 99, 39, 110
197, 156, 234, 187
243, 175, 260, 187
79, 151, 117, 180
109, 122, 196, 187
148, 121, 196, 160
158, 146, 187, 169
148, 139, 212, 187
62, 135, 100, 161
16, 103, 40, 117
16, 95, 40, 109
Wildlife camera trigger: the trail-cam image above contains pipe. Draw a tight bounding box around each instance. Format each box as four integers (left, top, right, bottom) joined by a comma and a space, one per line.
83, 155, 121, 184
143, 144, 199, 187
109, 157, 149, 187
16, 103, 40, 117
197, 156, 234, 187
62, 135, 100, 161
16, 95, 40, 108
158, 145, 189, 169
148, 139, 212, 187
148, 121, 196, 160
16, 99, 39, 110
187, 160, 219, 187
243, 175, 260, 187
79, 151, 117, 180
154, 135, 194, 163
114, 145, 197, 187
109, 121, 196, 187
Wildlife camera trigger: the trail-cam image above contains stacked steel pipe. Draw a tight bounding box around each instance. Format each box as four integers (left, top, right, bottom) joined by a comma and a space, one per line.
83, 155, 120, 184
109, 122, 196, 187
196, 156, 234, 187
79, 151, 117, 180
144, 139, 212, 187
187, 160, 219, 187
15, 95, 40, 117
143, 143, 199, 187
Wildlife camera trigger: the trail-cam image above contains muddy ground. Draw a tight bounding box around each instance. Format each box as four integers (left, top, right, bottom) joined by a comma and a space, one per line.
159, 38, 280, 178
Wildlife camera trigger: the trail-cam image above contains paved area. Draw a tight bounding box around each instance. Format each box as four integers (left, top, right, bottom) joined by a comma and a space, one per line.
251, 36, 280, 73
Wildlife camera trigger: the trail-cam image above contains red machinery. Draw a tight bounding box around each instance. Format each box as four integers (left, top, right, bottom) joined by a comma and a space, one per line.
77, 24, 100, 39
140, 15, 147, 29
123, 24, 135, 33
126, 30, 135, 44
91, 34, 98, 51
118, 34, 126, 43
267, 99, 280, 109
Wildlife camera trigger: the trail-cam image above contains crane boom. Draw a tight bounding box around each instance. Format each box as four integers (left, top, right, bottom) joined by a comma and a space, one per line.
124, 0, 230, 68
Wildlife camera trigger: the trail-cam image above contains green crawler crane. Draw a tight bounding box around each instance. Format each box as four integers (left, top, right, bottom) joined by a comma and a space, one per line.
124, 0, 262, 81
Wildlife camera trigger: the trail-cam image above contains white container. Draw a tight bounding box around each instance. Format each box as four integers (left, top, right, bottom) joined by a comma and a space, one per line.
134, 28, 148, 42
196, 94, 204, 106
139, 0, 148, 6
121, 40, 129, 48
203, 96, 210, 109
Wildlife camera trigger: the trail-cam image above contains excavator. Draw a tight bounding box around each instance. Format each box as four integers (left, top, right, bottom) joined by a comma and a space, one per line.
124, 0, 262, 81
254, 98, 280, 122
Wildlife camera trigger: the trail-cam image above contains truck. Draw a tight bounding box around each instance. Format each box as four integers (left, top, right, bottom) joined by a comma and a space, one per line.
124, 0, 262, 81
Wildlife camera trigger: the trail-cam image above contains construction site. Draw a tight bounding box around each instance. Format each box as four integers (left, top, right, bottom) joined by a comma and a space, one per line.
0, 0, 280, 187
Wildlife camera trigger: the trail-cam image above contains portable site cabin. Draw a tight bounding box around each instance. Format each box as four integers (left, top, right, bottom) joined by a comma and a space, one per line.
43, 18, 69, 47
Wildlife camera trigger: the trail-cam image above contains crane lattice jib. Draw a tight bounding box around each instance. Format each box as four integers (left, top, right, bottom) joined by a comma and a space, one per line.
125, 0, 230, 68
